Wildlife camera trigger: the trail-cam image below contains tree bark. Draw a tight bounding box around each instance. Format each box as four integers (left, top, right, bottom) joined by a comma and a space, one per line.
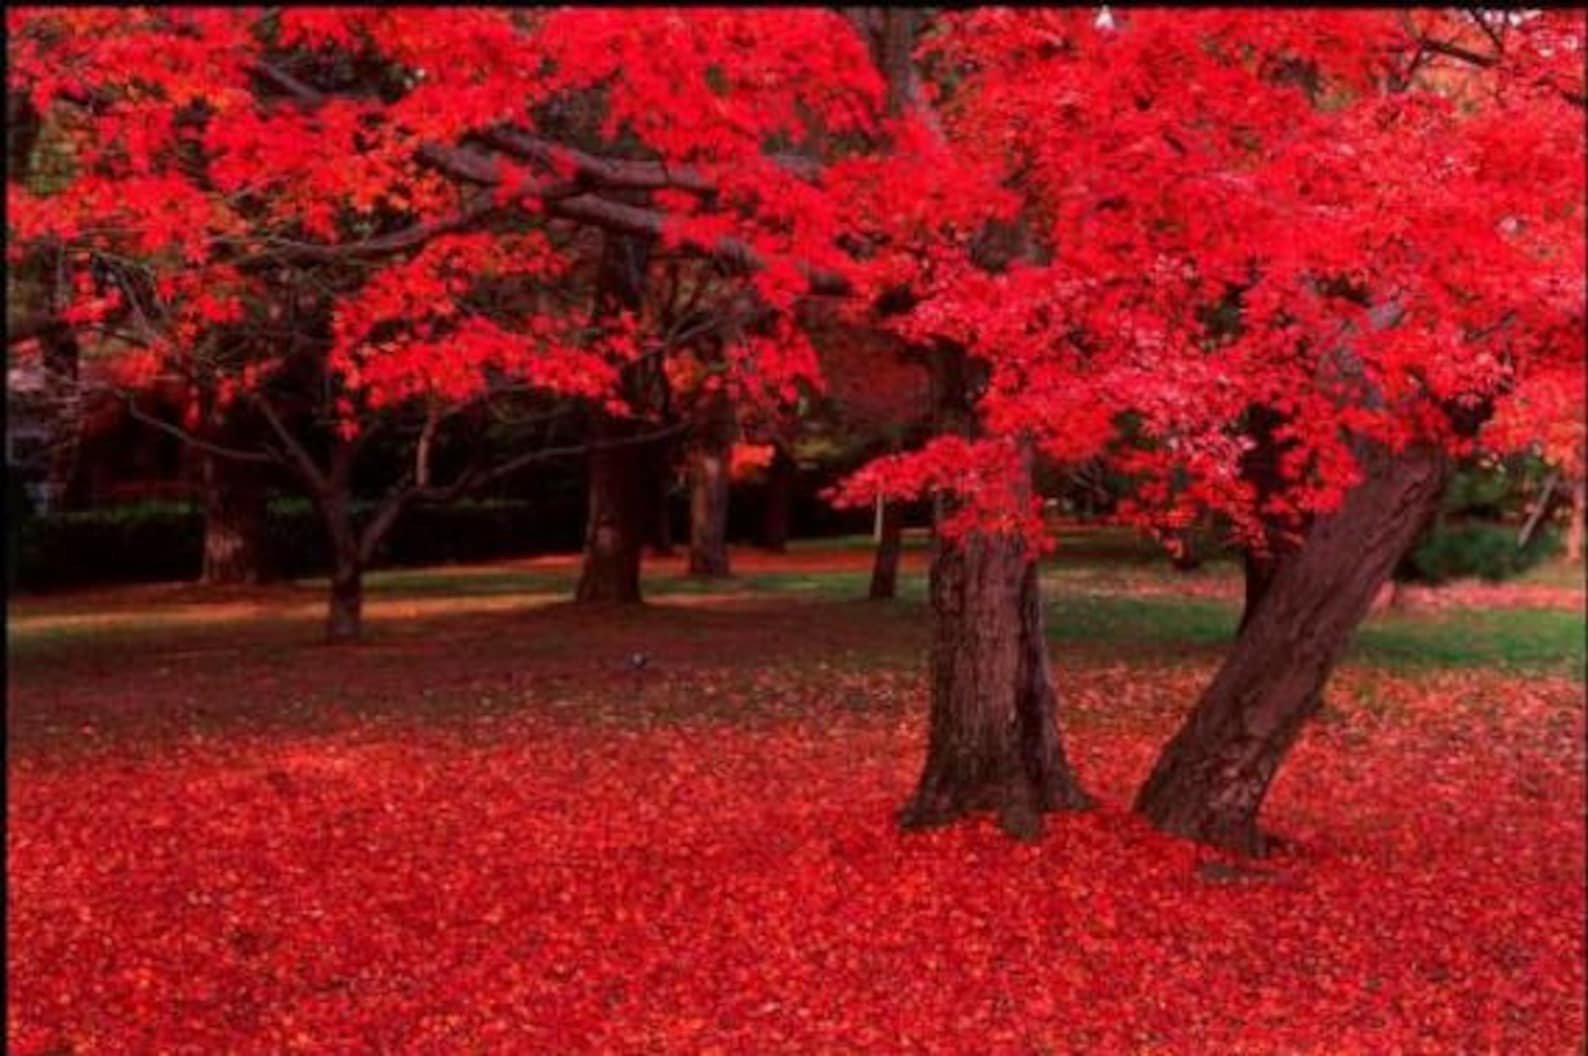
685, 389, 734, 577
1238, 549, 1277, 634
1568, 474, 1585, 563
900, 522, 1094, 839
1134, 442, 1448, 855
575, 227, 657, 601
320, 496, 365, 644
868, 500, 904, 600
652, 492, 676, 558
200, 452, 271, 585
575, 414, 649, 603
759, 443, 795, 552
899, 346, 1091, 840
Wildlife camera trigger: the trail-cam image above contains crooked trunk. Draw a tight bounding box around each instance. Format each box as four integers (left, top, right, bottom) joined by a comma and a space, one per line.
759, 445, 795, 552
868, 500, 904, 600
201, 453, 270, 585
575, 414, 649, 603
1134, 443, 1448, 855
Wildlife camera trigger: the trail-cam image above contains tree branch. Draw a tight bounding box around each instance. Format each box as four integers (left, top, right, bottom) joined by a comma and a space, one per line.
247, 390, 328, 494
116, 390, 277, 464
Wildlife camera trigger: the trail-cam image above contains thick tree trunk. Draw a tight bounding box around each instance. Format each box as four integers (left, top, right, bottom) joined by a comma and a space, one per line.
575, 414, 649, 603
868, 500, 904, 600
686, 393, 734, 578
899, 529, 1094, 839
900, 343, 1090, 839
759, 444, 795, 552
1134, 443, 1448, 855
200, 453, 271, 585
1568, 475, 1585, 564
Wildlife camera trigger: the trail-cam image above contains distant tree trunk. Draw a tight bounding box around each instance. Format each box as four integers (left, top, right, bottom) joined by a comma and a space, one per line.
38, 326, 81, 514
899, 346, 1091, 840
686, 392, 734, 578
1169, 529, 1203, 572
319, 493, 365, 644
1568, 474, 1585, 563
201, 453, 271, 585
576, 414, 649, 603
868, 500, 903, 600
652, 493, 675, 558
576, 228, 656, 601
1135, 443, 1448, 855
759, 444, 795, 552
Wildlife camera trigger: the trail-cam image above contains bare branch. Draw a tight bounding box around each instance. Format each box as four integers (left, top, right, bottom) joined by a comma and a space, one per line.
116, 390, 277, 464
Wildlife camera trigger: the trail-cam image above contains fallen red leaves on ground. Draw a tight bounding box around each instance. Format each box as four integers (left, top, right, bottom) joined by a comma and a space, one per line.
7, 660, 1583, 1054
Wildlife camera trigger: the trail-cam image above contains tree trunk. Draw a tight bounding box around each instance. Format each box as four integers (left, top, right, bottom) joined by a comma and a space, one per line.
576, 227, 657, 601
900, 344, 1091, 839
320, 497, 364, 644
1237, 549, 1277, 634
1134, 443, 1448, 855
200, 453, 271, 585
868, 500, 904, 600
899, 527, 1094, 839
652, 494, 675, 558
575, 414, 648, 603
759, 444, 795, 552
686, 393, 734, 578
1568, 474, 1585, 564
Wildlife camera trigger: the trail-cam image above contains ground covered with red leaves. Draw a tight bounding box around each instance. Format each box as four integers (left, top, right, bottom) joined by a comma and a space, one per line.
7, 570, 1585, 1054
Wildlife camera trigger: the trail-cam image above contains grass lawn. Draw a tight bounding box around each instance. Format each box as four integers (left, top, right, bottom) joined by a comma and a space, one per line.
7, 539, 1585, 1052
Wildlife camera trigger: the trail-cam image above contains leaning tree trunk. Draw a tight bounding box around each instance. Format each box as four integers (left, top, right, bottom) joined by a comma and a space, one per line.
686, 392, 734, 578
1237, 549, 1277, 634
759, 444, 795, 552
201, 452, 271, 585
868, 499, 904, 600
1568, 474, 1585, 564
1134, 443, 1448, 855
575, 413, 650, 603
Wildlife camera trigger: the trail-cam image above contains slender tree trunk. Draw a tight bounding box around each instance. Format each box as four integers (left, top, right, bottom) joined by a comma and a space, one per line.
200, 453, 271, 585
576, 414, 648, 603
652, 493, 676, 558
686, 392, 734, 577
759, 444, 795, 552
868, 500, 904, 600
1134, 443, 1448, 855
320, 496, 364, 644
1568, 474, 1585, 564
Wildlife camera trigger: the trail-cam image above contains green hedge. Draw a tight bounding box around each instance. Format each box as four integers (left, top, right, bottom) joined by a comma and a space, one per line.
1398, 521, 1560, 586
